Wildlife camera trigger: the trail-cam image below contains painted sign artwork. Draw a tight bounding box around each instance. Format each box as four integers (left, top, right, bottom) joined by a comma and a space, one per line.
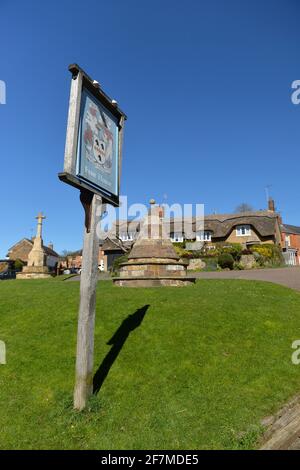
77, 88, 119, 196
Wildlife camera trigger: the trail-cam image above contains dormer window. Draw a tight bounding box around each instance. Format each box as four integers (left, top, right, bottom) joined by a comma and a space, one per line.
170, 232, 184, 242
120, 232, 136, 241
236, 225, 251, 236
196, 231, 212, 242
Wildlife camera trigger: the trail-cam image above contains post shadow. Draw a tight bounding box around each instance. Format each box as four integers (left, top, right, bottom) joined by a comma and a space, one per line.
93, 304, 150, 394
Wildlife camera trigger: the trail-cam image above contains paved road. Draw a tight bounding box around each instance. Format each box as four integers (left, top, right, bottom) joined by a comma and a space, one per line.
194, 267, 300, 291
67, 267, 300, 291
67, 272, 111, 282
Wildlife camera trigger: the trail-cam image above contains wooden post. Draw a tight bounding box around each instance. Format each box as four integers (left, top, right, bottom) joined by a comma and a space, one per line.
74, 191, 102, 410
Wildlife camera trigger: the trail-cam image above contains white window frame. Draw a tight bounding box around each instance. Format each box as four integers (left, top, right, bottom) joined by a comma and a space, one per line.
128, 232, 136, 241
236, 225, 251, 237
170, 232, 184, 243
120, 231, 136, 241
119, 232, 127, 241
196, 230, 212, 242
119, 232, 129, 241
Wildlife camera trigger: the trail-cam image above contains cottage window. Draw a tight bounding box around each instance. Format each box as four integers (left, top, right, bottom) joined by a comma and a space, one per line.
119, 232, 127, 241
120, 232, 136, 241
236, 225, 251, 236
170, 232, 184, 242
196, 231, 212, 242
128, 232, 136, 240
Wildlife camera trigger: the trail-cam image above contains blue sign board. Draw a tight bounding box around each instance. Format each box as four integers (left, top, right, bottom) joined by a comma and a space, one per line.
59, 64, 126, 207
77, 89, 119, 197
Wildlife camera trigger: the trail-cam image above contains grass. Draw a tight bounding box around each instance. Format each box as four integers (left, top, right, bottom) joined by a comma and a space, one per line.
1, 278, 300, 449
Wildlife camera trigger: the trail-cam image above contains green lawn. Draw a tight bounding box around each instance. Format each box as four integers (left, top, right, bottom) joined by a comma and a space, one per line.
1, 278, 300, 449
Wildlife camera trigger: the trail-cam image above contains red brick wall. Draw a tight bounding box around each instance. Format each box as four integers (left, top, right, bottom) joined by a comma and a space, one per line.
281, 231, 300, 265
281, 232, 300, 250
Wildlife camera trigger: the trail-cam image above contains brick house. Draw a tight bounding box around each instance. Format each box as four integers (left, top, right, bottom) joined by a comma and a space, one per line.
7, 238, 59, 270
98, 238, 127, 271
60, 238, 128, 272
65, 250, 83, 269
280, 224, 300, 265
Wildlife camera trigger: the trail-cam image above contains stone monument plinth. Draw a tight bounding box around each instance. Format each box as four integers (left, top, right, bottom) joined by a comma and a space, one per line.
17, 213, 52, 279
113, 201, 196, 287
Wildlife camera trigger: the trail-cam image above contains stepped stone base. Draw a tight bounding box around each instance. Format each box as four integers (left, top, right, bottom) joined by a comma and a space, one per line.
17, 266, 52, 279
113, 276, 196, 287
114, 202, 196, 287
113, 258, 195, 287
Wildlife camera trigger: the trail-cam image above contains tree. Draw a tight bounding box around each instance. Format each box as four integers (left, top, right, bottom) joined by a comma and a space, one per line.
13, 259, 24, 271
61, 250, 73, 257
235, 203, 254, 213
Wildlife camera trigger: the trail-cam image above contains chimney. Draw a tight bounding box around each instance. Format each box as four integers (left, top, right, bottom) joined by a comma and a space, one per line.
48, 242, 54, 250
268, 198, 275, 212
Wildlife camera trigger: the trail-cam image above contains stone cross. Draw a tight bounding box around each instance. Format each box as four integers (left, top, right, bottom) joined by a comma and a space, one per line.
35, 212, 46, 239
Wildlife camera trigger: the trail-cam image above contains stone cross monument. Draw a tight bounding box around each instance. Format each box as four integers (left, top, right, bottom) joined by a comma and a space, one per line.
17, 212, 52, 279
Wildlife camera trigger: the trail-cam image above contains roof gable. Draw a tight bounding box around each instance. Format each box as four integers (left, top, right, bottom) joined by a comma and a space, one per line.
101, 237, 126, 252
8, 238, 33, 252
282, 224, 300, 235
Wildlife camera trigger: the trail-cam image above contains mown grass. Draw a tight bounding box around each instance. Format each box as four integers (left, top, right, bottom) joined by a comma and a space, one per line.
0, 278, 300, 449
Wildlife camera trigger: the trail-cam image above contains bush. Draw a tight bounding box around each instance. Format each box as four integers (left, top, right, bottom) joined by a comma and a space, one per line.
174, 245, 192, 258
112, 254, 128, 274
233, 261, 244, 270
221, 243, 243, 261
218, 253, 234, 270
13, 259, 24, 271
250, 244, 283, 267
200, 242, 243, 260
173, 241, 186, 249
241, 249, 252, 255
201, 257, 218, 271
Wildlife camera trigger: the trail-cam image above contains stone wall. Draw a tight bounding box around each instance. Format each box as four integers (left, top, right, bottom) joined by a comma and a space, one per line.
239, 254, 256, 269
187, 258, 206, 270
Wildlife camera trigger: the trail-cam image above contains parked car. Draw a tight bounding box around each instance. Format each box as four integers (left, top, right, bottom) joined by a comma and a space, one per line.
98, 260, 105, 272
0, 270, 16, 280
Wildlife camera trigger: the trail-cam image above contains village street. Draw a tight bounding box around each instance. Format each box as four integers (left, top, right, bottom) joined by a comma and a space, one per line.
67, 267, 300, 292
195, 267, 300, 291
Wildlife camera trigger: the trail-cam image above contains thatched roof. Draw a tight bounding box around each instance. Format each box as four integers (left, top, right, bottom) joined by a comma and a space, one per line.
114, 211, 279, 239
198, 211, 279, 238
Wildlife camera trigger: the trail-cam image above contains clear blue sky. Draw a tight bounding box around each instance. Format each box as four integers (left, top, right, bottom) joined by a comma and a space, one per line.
0, 0, 299, 257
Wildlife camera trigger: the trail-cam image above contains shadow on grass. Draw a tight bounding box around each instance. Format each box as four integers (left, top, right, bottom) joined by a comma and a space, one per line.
93, 304, 150, 394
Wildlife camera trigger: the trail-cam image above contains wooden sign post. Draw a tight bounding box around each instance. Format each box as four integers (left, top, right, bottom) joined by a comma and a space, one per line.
74, 191, 102, 409
59, 64, 126, 410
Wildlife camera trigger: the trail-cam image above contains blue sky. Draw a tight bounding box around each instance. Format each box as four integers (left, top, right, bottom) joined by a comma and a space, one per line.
0, 0, 299, 257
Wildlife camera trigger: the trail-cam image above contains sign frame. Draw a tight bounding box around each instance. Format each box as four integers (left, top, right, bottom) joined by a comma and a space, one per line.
59, 63, 127, 207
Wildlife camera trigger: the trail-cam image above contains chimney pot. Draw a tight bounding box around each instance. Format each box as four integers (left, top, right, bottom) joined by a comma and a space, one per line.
268, 198, 275, 212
